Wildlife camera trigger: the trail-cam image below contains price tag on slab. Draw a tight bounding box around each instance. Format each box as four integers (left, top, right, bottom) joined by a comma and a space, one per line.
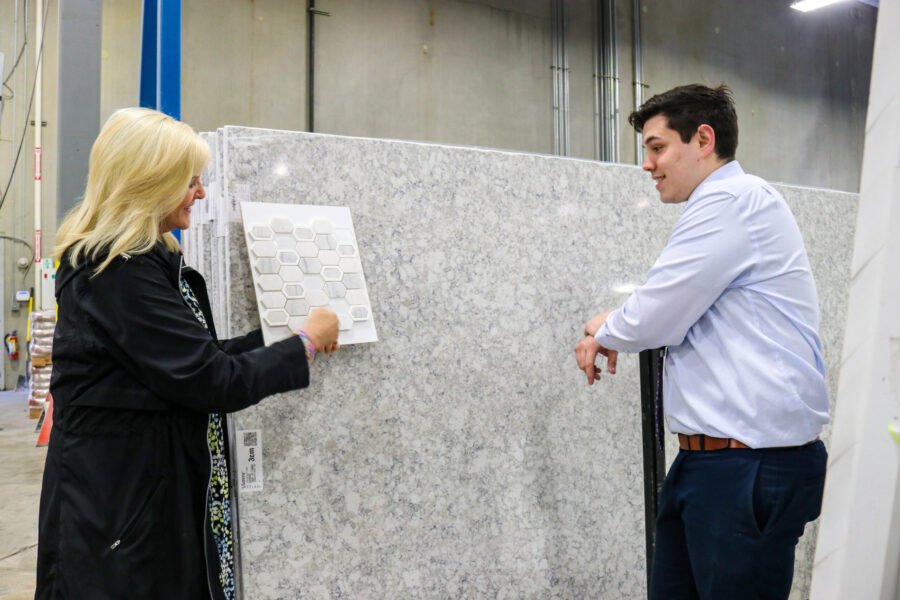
236, 429, 264, 493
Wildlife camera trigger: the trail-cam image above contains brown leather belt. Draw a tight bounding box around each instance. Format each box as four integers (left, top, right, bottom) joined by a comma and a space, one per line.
678, 433, 750, 451
678, 433, 820, 451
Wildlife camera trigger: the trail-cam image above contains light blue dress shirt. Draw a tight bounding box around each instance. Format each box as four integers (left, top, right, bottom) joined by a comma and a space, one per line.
596, 161, 829, 448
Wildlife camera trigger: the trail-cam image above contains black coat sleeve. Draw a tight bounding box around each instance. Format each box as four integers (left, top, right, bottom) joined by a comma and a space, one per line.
82, 257, 309, 413
219, 329, 264, 355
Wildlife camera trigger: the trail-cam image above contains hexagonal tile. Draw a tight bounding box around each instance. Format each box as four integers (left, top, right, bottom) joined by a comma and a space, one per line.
249, 224, 274, 240
345, 289, 368, 306
255, 257, 280, 274
260, 292, 286, 309
321, 266, 343, 281
325, 282, 346, 298
283, 283, 305, 298
306, 289, 329, 306
351, 306, 370, 321
299, 257, 322, 274
302, 276, 324, 291
277, 250, 300, 265
275, 235, 295, 250
264, 309, 289, 327
311, 219, 334, 234
318, 250, 340, 266
333, 303, 352, 331
288, 316, 308, 333
285, 299, 310, 316
342, 273, 364, 289
257, 274, 283, 292
293, 226, 315, 241
339, 258, 362, 273
270, 216, 293, 234
337, 244, 356, 257
279, 266, 303, 282
296, 242, 319, 257
251, 241, 277, 258
315, 234, 337, 251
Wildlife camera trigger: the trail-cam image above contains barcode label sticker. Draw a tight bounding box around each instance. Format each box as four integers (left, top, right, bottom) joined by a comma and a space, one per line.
236, 429, 264, 493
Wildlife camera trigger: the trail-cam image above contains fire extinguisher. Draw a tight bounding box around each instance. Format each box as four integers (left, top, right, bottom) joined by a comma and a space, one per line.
4, 331, 19, 361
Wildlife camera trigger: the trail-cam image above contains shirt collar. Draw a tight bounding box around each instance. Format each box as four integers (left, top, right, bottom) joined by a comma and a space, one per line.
686, 160, 743, 205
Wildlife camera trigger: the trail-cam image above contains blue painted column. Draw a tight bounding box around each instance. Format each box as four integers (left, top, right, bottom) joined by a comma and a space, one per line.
141, 0, 182, 240
140, 0, 181, 118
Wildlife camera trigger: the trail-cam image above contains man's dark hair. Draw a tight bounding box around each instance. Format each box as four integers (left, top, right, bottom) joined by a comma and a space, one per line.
628, 84, 738, 161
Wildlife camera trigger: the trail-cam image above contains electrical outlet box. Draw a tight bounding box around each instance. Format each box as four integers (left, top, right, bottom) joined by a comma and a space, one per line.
40, 258, 56, 309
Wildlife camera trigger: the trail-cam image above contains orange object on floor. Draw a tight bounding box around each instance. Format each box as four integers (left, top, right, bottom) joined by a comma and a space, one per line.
36, 393, 53, 447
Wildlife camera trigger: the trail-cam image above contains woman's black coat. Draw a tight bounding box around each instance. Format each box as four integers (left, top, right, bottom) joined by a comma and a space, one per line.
36, 242, 310, 599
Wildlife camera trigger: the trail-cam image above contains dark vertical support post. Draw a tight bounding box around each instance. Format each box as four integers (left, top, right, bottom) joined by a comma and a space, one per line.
639, 347, 666, 594
139, 0, 158, 111
307, 0, 316, 133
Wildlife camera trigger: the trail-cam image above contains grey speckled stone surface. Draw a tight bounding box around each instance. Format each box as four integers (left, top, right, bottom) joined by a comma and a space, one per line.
200, 127, 855, 600
772, 184, 856, 600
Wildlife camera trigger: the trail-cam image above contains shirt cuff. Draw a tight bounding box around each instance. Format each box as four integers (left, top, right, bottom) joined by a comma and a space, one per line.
595, 321, 613, 348
595, 311, 628, 352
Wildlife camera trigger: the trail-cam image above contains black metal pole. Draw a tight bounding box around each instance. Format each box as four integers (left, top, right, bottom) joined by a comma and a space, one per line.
639, 347, 666, 595
307, 0, 316, 132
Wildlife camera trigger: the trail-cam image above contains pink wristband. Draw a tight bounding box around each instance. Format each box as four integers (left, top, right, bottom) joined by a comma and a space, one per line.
297, 330, 316, 362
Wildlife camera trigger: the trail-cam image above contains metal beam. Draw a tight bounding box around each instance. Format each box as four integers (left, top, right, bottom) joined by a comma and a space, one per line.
639, 347, 666, 594
551, 0, 570, 156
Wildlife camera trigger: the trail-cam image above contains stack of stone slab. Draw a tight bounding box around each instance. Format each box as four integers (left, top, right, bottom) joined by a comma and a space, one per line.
182, 128, 856, 599
27, 309, 56, 418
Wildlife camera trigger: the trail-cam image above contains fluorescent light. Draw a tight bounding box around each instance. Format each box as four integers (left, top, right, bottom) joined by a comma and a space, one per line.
791, 0, 847, 12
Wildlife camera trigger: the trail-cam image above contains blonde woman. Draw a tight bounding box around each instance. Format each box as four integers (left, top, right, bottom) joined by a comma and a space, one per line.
36, 108, 338, 600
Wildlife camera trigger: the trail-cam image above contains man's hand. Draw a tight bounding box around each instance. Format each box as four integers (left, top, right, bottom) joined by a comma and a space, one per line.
575, 311, 618, 385
584, 311, 611, 337
574, 336, 618, 385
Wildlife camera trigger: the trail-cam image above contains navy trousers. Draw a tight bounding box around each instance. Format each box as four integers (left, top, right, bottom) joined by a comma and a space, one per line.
649, 441, 827, 600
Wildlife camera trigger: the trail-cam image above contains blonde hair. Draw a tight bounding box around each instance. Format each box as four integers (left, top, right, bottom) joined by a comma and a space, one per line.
53, 107, 210, 274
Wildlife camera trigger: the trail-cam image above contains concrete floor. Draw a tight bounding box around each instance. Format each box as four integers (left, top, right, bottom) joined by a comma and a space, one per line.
0, 391, 44, 600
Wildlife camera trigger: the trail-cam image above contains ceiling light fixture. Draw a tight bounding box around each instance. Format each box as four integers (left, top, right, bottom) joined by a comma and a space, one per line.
790, 0, 848, 12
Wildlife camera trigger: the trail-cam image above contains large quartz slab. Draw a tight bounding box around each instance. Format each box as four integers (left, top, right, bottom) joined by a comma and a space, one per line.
191, 127, 855, 599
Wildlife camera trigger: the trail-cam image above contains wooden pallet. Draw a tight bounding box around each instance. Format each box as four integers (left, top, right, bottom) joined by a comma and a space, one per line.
32, 356, 52, 368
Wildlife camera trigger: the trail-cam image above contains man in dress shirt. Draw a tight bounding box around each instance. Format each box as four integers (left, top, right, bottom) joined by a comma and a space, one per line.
574, 83, 829, 600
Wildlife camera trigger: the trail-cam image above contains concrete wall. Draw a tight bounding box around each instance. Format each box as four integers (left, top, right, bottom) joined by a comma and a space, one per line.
0, 0, 878, 388
0, 0, 59, 389
99, 0, 140, 123
182, 0, 308, 134
314, 0, 553, 152
639, 0, 875, 194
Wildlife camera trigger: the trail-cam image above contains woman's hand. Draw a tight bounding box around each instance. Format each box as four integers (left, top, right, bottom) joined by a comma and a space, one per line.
304, 308, 340, 353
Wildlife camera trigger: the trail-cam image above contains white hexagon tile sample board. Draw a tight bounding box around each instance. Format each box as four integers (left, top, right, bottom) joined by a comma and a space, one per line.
241, 202, 377, 345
